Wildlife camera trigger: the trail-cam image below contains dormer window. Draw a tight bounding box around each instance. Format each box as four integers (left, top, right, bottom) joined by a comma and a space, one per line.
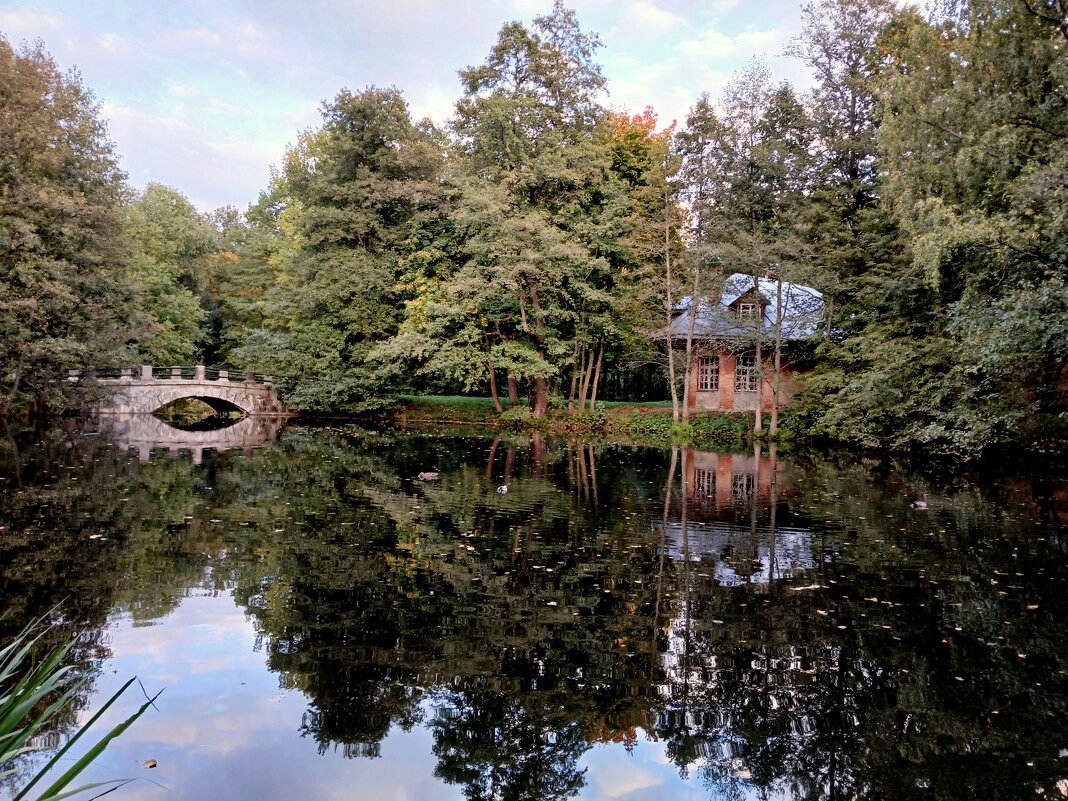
737, 303, 758, 319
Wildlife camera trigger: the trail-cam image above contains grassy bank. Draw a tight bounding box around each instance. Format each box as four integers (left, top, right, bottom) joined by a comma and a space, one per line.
391, 395, 754, 448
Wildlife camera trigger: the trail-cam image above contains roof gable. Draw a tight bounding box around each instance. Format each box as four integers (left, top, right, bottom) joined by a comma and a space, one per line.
660, 273, 825, 342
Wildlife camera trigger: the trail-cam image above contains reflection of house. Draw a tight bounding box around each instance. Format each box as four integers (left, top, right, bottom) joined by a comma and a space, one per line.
685, 449, 773, 510
657, 522, 816, 586
659, 273, 824, 413
654, 449, 815, 586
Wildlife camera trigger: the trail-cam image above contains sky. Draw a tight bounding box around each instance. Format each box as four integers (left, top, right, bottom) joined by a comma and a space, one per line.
0, 0, 819, 212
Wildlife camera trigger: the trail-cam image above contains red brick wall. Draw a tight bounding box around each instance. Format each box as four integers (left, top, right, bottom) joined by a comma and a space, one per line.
687, 347, 807, 413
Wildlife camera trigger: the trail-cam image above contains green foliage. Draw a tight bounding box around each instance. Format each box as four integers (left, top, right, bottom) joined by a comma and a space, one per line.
802, 0, 1068, 455
0, 39, 140, 413
238, 86, 449, 413
375, 3, 632, 418
5, 2, 1062, 457
500, 405, 538, 430
124, 183, 217, 364
608, 411, 672, 438
689, 412, 749, 444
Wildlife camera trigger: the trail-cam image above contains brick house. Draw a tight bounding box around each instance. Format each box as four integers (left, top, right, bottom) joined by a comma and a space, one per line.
660, 273, 825, 414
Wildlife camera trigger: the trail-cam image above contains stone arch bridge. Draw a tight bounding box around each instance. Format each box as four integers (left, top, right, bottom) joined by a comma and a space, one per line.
74, 365, 290, 417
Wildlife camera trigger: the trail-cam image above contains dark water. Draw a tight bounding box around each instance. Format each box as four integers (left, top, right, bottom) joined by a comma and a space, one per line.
1, 422, 1066, 801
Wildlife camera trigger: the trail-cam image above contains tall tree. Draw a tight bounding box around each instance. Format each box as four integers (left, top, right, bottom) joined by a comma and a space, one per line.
0, 39, 140, 414
810, 0, 1068, 453
607, 109, 684, 421
442, 1, 622, 418
677, 66, 815, 431
124, 183, 216, 364
239, 87, 447, 412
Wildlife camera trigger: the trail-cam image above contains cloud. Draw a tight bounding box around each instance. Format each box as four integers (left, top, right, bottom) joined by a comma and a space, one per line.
0, 7, 67, 36
615, 1, 687, 37
2, 0, 821, 210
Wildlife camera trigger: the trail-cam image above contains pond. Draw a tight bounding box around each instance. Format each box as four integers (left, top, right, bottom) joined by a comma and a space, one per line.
1, 422, 1066, 801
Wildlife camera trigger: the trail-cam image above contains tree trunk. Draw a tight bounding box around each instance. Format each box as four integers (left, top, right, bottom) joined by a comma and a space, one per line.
578, 345, 594, 412
683, 262, 700, 423
753, 274, 764, 434
507, 372, 519, 405
530, 375, 549, 418
664, 178, 680, 423
488, 360, 504, 413
567, 342, 580, 413
589, 340, 604, 409
770, 274, 783, 436
526, 286, 550, 419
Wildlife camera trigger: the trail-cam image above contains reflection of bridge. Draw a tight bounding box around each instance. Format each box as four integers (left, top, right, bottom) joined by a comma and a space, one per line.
93, 413, 287, 463
73, 365, 290, 416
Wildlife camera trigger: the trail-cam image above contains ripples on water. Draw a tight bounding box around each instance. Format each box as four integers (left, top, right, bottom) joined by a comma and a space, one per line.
0, 422, 1065, 801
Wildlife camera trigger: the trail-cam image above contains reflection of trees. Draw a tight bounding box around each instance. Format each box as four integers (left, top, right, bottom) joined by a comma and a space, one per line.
430, 683, 589, 801
2, 423, 1066, 800
225, 429, 669, 792
653, 447, 1068, 800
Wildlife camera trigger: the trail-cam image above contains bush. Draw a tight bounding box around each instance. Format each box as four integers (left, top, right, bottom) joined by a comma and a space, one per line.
689, 412, 748, 445
501, 406, 538, 430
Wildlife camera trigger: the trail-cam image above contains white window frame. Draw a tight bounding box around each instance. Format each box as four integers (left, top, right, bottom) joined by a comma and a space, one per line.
697, 356, 720, 391
695, 468, 715, 498
735, 355, 759, 392
737, 302, 759, 319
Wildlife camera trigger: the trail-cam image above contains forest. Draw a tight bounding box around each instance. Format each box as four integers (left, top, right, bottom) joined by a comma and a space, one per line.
1, 0, 1066, 456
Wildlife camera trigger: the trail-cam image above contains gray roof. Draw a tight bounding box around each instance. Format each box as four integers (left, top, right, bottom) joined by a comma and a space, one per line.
660, 273, 824, 342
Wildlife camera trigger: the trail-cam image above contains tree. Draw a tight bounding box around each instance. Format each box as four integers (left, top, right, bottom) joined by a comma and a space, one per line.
809, 0, 1068, 453
676, 66, 816, 432
438, 2, 623, 418
0, 39, 140, 414
124, 183, 217, 364
239, 87, 447, 412
606, 109, 684, 421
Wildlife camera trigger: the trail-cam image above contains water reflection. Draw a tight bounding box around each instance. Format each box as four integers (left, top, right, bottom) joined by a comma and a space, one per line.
0, 424, 1066, 801
88, 412, 285, 462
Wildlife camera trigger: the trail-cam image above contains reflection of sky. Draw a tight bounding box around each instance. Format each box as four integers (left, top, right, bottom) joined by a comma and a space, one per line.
43, 592, 709, 801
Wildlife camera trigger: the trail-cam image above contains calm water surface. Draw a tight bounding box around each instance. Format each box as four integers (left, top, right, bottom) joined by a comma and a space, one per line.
1, 422, 1066, 801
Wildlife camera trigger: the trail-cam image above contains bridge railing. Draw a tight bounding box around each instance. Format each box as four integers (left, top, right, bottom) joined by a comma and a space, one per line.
70, 366, 275, 386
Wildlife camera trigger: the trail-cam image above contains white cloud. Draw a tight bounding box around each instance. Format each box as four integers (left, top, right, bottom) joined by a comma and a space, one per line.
615, 0, 687, 37
3, 0, 821, 210
677, 24, 737, 58
167, 83, 202, 98
0, 7, 67, 36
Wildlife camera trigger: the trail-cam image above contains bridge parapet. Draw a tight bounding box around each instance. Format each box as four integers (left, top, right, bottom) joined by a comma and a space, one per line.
72, 365, 276, 387
73, 365, 289, 416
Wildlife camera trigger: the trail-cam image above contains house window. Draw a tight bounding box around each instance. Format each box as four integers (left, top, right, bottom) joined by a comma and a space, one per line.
735, 356, 759, 392
738, 303, 758, 319
732, 472, 755, 503
698, 356, 719, 391
694, 468, 715, 498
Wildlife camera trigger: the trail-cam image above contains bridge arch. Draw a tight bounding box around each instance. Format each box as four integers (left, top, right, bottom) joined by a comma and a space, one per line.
78, 365, 290, 417
93, 411, 286, 463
